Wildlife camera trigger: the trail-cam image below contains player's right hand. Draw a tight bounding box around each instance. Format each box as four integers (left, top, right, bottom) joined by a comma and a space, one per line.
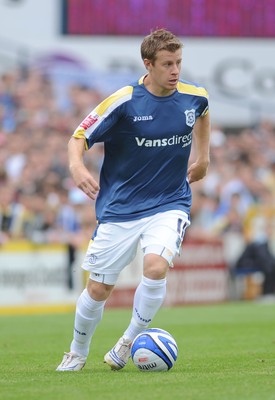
70, 164, 100, 200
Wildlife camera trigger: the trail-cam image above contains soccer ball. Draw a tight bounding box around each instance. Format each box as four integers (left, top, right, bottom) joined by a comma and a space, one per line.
131, 328, 178, 372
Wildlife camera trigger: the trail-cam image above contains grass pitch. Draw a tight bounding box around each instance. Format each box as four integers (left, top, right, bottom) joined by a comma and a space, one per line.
1, 302, 274, 400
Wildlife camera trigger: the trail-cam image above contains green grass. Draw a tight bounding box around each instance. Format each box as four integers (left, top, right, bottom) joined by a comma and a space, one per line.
1, 302, 275, 400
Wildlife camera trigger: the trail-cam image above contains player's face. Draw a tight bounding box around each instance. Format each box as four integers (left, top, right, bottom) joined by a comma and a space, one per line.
146, 49, 182, 96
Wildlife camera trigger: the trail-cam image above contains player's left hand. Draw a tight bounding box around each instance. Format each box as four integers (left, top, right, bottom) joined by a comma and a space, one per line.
187, 160, 209, 184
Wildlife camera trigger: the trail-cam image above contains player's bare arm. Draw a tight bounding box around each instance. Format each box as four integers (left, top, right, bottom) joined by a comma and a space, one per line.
187, 112, 211, 184
68, 137, 100, 200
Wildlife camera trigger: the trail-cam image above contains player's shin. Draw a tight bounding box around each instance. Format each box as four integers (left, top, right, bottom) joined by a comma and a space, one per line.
70, 288, 106, 356
123, 275, 167, 340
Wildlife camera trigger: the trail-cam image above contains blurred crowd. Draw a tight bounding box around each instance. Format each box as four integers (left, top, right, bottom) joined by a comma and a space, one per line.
0, 67, 103, 248
1, 66, 275, 294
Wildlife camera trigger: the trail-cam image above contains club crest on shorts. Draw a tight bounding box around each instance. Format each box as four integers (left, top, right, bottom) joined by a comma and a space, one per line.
89, 254, 97, 264
185, 109, 196, 127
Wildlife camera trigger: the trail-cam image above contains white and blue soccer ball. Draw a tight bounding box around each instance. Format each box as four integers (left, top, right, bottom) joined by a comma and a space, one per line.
131, 328, 178, 372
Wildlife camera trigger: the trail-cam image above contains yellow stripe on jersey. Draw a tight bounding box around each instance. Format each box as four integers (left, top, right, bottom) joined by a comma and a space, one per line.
201, 105, 209, 116
138, 75, 146, 85
177, 81, 208, 99
73, 127, 86, 139
73, 85, 133, 149
72, 127, 89, 149
94, 85, 133, 116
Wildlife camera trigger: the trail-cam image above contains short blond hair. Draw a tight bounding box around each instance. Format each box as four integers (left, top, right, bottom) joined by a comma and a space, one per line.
141, 29, 183, 63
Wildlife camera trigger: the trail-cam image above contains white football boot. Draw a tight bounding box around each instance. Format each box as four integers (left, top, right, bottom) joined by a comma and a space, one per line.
104, 337, 132, 370
56, 351, 87, 371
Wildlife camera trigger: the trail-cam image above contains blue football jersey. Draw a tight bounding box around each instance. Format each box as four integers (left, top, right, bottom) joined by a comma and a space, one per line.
73, 76, 209, 222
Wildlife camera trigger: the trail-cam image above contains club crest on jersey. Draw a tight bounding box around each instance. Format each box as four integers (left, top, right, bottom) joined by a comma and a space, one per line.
184, 109, 195, 127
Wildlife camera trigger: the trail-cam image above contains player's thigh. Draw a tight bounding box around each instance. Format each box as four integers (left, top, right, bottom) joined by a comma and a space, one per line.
141, 210, 190, 266
82, 221, 141, 282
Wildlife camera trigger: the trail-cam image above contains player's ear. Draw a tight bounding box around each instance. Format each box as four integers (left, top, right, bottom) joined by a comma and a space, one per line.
143, 58, 151, 71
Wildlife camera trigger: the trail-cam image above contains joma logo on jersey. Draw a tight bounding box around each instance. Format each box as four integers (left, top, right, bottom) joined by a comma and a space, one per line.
80, 113, 99, 130
135, 133, 192, 148
133, 115, 153, 122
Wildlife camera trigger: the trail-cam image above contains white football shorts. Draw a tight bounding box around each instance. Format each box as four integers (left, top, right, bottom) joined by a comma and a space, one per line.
82, 209, 190, 285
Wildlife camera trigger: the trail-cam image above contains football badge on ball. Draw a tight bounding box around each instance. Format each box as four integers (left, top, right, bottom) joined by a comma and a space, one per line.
131, 328, 178, 372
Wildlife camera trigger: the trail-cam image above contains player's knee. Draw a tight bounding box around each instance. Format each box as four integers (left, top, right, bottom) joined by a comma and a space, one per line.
86, 279, 114, 301
143, 253, 169, 279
